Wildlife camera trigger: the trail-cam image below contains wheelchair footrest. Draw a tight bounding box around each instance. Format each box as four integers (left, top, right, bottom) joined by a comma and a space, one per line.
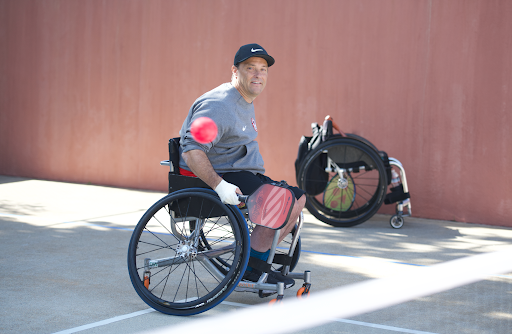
247, 257, 272, 273
235, 270, 311, 299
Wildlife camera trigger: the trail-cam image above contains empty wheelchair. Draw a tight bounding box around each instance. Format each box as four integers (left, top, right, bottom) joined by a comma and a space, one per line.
295, 116, 411, 228
127, 138, 310, 316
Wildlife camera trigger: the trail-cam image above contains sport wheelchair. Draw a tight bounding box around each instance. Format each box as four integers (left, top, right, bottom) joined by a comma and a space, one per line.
295, 116, 411, 229
127, 138, 311, 316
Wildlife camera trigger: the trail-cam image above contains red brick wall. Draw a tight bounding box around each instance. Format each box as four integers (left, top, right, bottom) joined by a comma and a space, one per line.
1, 0, 511, 226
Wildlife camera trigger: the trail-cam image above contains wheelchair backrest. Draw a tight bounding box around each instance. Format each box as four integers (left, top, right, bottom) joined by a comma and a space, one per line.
166, 137, 220, 217
167, 137, 212, 194
168, 137, 181, 174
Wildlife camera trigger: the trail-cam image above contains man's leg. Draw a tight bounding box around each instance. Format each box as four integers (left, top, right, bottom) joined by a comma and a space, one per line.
223, 171, 306, 263
250, 194, 306, 252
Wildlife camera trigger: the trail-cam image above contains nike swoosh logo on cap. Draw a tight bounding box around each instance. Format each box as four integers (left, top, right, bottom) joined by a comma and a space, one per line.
251, 48, 263, 52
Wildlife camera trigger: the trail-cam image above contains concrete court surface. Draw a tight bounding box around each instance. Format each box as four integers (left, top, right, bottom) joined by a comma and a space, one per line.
0, 175, 511, 334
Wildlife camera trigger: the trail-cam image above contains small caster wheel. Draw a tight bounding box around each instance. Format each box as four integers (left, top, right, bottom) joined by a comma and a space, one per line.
297, 283, 311, 298
268, 282, 285, 304
390, 215, 404, 229
269, 295, 284, 305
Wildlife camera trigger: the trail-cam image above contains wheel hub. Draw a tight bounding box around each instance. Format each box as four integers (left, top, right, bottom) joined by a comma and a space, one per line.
177, 241, 197, 259
337, 175, 349, 189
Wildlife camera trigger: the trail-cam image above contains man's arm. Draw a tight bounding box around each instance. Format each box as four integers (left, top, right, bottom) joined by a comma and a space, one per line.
182, 149, 242, 204
181, 149, 223, 189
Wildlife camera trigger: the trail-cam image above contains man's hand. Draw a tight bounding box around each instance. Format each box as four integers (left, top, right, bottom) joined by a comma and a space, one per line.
215, 180, 241, 205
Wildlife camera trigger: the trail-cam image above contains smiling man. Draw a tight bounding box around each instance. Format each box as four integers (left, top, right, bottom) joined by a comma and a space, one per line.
179, 43, 306, 291
232, 55, 268, 101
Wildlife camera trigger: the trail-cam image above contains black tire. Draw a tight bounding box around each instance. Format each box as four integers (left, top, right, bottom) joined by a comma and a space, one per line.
298, 137, 387, 227
127, 188, 250, 316
345, 133, 379, 152
390, 215, 404, 229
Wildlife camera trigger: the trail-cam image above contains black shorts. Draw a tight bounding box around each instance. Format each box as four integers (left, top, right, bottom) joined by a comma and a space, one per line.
222, 171, 305, 200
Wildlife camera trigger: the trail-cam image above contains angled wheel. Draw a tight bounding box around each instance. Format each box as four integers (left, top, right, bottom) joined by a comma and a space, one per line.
268, 297, 283, 305
390, 215, 404, 229
298, 137, 387, 227
297, 285, 311, 298
127, 189, 250, 316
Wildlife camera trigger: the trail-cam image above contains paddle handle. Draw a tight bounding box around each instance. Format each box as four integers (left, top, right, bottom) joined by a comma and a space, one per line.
237, 194, 249, 203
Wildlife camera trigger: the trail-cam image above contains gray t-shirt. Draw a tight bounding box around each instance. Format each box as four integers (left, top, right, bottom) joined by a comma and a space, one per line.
179, 83, 265, 175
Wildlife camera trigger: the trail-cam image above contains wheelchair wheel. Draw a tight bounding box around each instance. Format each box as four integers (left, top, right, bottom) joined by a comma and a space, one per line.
390, 214, 404, 229
345, 133, 379, 152
298, 137, 387, 227
127, 189, 250, 316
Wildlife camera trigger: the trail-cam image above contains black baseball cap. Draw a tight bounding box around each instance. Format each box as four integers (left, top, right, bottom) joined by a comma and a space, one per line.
234, 43, 275, 67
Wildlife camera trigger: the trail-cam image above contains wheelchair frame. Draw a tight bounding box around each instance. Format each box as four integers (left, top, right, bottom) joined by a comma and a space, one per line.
127, 138, 311, 316
387, 158, 412, 228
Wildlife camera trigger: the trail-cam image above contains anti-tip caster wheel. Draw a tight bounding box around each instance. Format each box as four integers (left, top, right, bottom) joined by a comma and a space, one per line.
268, 282, 285, 305
268, 295, 284, 305
390, 215, 404, 229
297, 284, 311, 299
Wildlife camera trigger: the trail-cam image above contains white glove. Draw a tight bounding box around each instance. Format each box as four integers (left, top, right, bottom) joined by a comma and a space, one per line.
215, 180, 241, 205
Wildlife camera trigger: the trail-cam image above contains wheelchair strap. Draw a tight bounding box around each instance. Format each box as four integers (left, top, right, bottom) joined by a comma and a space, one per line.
271, 254, 293, 266
248, 254, 292, 273
248, 257, 272, 273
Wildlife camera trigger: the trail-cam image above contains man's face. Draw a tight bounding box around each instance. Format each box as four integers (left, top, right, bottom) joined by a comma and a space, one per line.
232, 57, 268, 102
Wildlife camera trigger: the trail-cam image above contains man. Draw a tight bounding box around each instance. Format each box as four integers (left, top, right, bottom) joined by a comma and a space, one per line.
179, 43, 306, 288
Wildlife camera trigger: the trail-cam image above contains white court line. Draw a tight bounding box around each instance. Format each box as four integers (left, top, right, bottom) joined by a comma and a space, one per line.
52, 301, 437, 334
222, 301, 438, 334
335, 319, 437, 334
51, 308, 155, 334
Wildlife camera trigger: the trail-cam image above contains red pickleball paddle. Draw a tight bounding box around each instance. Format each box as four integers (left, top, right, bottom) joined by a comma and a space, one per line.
238, 184, 295, 229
